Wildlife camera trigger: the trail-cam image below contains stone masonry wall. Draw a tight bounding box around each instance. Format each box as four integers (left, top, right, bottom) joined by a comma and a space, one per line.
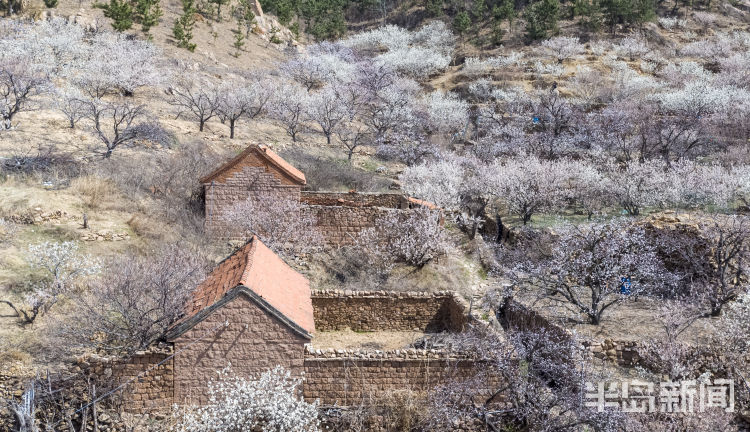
311, 290, 468, 332
80, 349, 174, 414
303, 205, 395, 246
300, 192, 409, 209
303, 347, 491, 406
204, 165, 301, 239
171, 294, 307, 406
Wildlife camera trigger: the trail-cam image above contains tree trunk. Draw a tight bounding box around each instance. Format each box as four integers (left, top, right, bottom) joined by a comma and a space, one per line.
229, 118, 236, 139
495, 213, 505, 243
199, 119, 205, 132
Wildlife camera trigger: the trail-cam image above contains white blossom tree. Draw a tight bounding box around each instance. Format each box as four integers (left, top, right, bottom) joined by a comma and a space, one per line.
268, 83, 309, 142
515, 221, 672, 324
492, 157, 568, 225
1, 241, 98, 325
217, 78, 273, 139
221, 193, 323, 255
172, 366, 319, 432
541, 36, 585, 63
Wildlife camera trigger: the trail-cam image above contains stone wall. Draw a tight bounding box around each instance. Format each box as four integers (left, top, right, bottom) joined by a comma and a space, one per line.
171, 294, 307, 406
82, 349, 175, 414
303, 205, 395, 246
204, 165, 301, 239
300, 192, 410, 209
311, 290, 468, 332
303, 347, 491, 406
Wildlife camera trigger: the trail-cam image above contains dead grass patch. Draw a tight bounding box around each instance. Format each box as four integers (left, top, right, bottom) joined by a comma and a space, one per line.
127, 214, 165, 240
70, 175, 121, 210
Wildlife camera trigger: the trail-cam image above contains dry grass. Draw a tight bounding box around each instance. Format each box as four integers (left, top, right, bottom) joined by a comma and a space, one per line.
126, 214, 165, 241
70, 175, 121, 210
310, 329, 426, 350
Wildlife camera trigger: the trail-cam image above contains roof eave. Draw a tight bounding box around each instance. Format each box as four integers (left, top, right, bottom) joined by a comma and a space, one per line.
166, 285, 312, 342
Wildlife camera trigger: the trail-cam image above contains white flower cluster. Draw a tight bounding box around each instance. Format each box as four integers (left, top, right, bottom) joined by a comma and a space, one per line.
463, 52, 525, 75
422, 90, 469, 135
173, 366, 320, 432
658, 17, 687, 30
532, 61, 565, 77
341, 22, 454, 78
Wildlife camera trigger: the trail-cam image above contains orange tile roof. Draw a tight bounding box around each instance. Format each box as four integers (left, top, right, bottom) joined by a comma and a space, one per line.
199, 145, 306, 185
176, 237, 314, 338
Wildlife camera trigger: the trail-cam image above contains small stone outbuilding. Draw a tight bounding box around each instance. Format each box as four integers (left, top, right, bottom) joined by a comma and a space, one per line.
166, 236, 314, 405
202, 144, 437, 245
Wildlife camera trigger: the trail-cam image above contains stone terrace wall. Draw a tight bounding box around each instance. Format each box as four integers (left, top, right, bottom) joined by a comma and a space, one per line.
82, 349, 175, 414
311, 290, 468, 332
300, 192, 409, 208
303, 347, 491, 406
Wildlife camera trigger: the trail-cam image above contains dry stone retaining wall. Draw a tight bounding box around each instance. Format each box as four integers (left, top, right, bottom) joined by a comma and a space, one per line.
311, 290, 469, 332
303, 347, 490, 405
300, 191, 410, 208
82, 349, 175, 414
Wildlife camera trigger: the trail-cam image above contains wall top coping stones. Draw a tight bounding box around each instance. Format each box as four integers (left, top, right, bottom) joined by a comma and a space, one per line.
311, 289, 465, 300
303, 345, 483, 361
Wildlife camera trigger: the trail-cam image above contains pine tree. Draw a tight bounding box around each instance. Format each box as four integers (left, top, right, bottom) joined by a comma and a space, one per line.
232, 20, 245, 57
173, 0, 197, 51
136, 0, 163, 34
472, 0, 487, 19
100, 0, 134, 31
453, 10, 471, 41
524, 0, 559, 40
237, 0, 256, 36
492, 0, 516, 32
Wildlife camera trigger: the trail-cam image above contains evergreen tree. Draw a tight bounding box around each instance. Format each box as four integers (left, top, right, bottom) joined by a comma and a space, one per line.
425, 0, 442, 16
601, 0, 654, 33
236, 0, 256, 36
44, 0, 58, 8
472, 0, 487, 19
524, 0, 559, 40
232, 20, 245, 57
572, 0, 602, 31
135, 0, 163, 33
173, 0, 197, 51
492, 0, 516, 31
100, 0, 134, 31
453, 10, 471, 40
210, 0, 229, 20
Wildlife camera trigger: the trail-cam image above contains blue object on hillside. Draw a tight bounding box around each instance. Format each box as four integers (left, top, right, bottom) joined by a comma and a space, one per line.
620, 276, 632, 295
532, 116, 540, 124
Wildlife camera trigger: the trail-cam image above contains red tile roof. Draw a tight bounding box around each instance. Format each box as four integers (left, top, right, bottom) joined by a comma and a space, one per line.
175, 237, 314, 338
199, 145, 306, 185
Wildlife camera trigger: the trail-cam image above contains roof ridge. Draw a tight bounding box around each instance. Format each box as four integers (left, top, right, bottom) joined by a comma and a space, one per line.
199, 144, 306, 185
239, 235, 259, 286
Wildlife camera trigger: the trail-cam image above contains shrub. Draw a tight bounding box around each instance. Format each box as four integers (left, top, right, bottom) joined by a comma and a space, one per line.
172, 366, 319, 432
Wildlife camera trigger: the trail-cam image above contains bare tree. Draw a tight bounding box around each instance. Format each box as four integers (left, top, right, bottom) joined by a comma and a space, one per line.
0, 60, 48, 130
57, 244, 206, 354
661, 215, 750, 316
84, 98, 166, 158
170, 81, 221, 132
54, 86, 88, 129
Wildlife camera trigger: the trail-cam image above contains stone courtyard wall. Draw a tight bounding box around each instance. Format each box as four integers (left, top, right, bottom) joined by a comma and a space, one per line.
303, 347, 492, 406
300, 191, 410, 208
311, 290, 468, 332
303, 205, 396, 246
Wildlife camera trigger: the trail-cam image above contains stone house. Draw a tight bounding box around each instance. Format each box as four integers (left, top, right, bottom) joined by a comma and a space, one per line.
201, 144, 307, 238
166, 235, 314, 405
84, 237, 479, 413
202, 144, 436, 246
